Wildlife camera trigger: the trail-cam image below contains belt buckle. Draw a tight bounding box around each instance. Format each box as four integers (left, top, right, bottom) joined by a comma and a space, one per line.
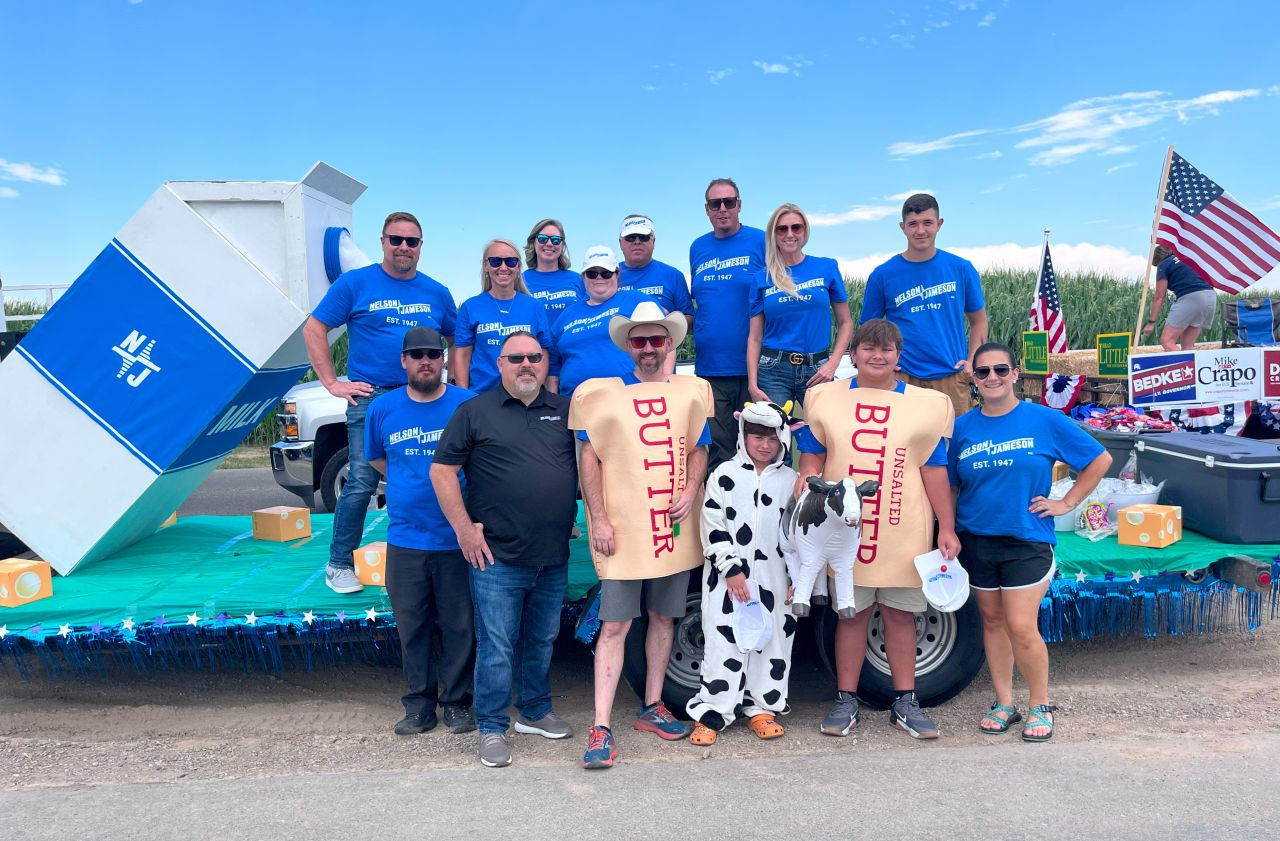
788, 352, 805, 365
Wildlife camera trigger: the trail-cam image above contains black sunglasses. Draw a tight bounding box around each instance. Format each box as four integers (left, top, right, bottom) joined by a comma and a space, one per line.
623, 234, 652, 243
487, 256, 520, 268
502, 352, 544, 364
706, 197, 740, 210
405, 348, 444, 360
628, 335, 667, 349
775, 223, 805, 235
583, 269, 614, 280
535, 234, 563, 246
973, 364, 1013, 380
384, 235, 422, 248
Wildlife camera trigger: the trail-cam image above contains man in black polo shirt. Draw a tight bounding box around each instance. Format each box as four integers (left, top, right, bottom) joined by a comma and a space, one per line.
431, 330, 578, 769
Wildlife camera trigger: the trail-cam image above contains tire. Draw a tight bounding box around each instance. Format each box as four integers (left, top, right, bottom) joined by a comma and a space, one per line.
812, 598, 984, 710
318, 446, 350, 514
621, 574, 702, 719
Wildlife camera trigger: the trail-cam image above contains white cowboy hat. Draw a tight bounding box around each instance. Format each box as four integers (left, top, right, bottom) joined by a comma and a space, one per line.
608, 300, 688, 353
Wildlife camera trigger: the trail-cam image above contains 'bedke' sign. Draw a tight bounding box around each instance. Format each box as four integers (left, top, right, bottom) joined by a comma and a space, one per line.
1128, 348, 1263, 408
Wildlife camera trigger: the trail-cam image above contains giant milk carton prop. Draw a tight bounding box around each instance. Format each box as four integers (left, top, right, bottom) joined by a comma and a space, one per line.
0, 163, 367, 574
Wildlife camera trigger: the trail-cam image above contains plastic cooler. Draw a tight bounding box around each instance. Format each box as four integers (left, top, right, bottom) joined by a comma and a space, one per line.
1076, 425, 1168, 479
1134, 433, 1280, 544
0, 163, 366, 574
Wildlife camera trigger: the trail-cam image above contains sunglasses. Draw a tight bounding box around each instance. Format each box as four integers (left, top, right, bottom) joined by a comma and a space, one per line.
502, 352, 544, 364
535, 234, 563, 246
583, 269, 614, 280
405, 348, 444, 360
628, 335, 667, 349
973, 364, 1014, 380
623, 233, 652, 243
384, 235, 422, 248
706, 197, 740, 210
775, 223, 805, 235
487, 256, 520, 268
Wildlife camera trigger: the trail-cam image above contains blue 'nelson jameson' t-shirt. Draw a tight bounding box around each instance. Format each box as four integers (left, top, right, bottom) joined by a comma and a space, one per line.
750, 255, 848, 354
524, 269, 585, 327
549, 288, 657, 395
454, 291, 552, 393
365, 385, 476, 551
619, 259, 694, 319
311, 263, 457, 388
1157, 255, 1213, 298
860, 250, 984, 381
947, 402, 1104, 545
689, 226, 767, 377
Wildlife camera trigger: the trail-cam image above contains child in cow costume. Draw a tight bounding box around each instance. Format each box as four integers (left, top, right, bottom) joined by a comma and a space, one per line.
686, 401, 800, 745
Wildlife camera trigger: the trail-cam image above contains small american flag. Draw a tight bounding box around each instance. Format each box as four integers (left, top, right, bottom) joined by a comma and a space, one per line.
1029, 240, 1067, 352
1157, 152, 1280, 294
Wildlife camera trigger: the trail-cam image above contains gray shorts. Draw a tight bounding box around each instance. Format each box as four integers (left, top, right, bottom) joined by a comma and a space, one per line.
599, 570, 691, 622
1167, 289, 1217, 329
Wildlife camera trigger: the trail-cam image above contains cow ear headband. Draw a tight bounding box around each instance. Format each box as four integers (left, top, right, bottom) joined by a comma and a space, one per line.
736, 400, 806, 432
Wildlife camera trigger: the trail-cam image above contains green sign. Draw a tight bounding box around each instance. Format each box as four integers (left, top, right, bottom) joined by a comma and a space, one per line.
1022, 331, 1049, 375
1096, 332, 1132, 379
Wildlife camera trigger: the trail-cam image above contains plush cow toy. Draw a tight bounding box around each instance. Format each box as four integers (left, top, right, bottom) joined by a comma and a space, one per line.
781, 476, 880, 619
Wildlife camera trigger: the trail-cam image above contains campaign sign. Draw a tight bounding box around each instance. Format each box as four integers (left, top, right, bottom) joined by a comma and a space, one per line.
1022, 331, 1049, 375
1096, 332, 1131, 379
1264, 349, 1280, 399
1129, 352, 1196, 406
1196, 348, 1262, 404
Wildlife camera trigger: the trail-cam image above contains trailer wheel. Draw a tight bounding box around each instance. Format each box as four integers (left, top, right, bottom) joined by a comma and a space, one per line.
621, 577, 702, 719
812, 598, 984, 710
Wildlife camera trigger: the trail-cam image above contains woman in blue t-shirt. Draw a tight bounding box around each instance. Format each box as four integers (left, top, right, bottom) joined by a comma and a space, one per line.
451, 239, 552, 393
948, 342, 1110, 743
746, 203, 852, 408
522, 218, 585, 327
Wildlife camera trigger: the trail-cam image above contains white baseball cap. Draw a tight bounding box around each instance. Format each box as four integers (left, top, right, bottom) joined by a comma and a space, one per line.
619, 215, 655, 237
581, 244, 619, 273
913, 550, 970, 613
731, 581, 774, 653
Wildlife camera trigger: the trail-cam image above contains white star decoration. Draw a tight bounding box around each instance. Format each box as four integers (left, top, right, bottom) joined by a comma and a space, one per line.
1075, 571, 1087, 583
59, 624, 71, 638
244, 612, 258, 626
0, 625, 9, 640
365, 607, 378, 622
121, 617, 135, 632
302, 610, 316, 625
186, 612, 201, 626
1132, 571, 1144, 583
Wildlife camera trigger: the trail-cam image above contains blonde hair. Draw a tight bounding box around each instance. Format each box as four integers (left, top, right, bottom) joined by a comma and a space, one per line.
481, 239, 529, 294
764, 203, 809, 297
523, 218, 570, 271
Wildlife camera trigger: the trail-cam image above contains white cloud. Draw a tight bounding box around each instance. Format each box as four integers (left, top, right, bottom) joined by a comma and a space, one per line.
838, 241, 1148, 280
1268, 85, 1280, 96
883, 189, 934, 201
1100, 145, 1134, 155
974, 150, 1003, 159
954, 1, 977, 10
752, 61, 795, 75
0, 158, 66, 186
0, 187, 18, 199
809, 205, 900, 227
1255, 195, 1280, 211
641, 84, 657, 92
1028, 141, 1106, 166
888, 129, 988, 157
707, 69, 733, 85
978, 11, 996, 26
1105, 162, 1136, 175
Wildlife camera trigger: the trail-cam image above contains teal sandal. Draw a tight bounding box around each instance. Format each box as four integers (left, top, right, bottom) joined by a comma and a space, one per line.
1022, 704, 1057, 742
979, 702, 1021, 734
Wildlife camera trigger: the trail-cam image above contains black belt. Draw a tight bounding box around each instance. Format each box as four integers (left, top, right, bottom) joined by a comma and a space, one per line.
762, 347, 830, 366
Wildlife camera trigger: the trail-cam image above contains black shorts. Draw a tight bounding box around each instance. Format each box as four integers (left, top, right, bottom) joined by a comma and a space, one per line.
956, 532, 1055, 591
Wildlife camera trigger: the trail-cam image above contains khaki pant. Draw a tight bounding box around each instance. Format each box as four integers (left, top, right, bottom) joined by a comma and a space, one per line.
904, 371, 974, 416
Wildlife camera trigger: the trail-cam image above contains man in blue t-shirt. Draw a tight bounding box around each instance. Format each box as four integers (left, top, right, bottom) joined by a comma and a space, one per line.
305, 211, 458, 594
1142, 245, 1218, 351
618, 214, 694, 328
366, 325, 476, 737
688, 178, 767, 467
860, 193, 987, 417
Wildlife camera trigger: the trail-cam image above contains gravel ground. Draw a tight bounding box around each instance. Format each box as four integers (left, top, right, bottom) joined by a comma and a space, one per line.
2, 622, 1277, 788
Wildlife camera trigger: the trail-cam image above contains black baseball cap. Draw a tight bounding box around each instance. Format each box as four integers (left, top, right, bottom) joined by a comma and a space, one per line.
402, 326, 445, 352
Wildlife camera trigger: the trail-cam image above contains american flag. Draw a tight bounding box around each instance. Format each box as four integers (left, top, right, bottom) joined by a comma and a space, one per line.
1157, 152, 1280, 294
1029, 240, 1067, 352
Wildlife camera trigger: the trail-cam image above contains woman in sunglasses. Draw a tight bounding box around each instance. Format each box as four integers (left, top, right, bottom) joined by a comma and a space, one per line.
947, 342, 1111, 743
547, 245, 657, 396
747, 203, 853, 409
523, 219, 585, 328
452, 240, 553, 393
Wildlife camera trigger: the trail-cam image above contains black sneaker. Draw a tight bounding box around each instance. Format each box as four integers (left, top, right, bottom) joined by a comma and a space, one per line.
393, 712, 437, 735
443, 704, 477, 734
820, 691, 860, 736
890, 691, 939, 740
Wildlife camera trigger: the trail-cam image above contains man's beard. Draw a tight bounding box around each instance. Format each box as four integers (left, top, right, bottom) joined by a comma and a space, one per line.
409, 370, 442, 395
512, 375, 539, 397
636, 353, 664, 375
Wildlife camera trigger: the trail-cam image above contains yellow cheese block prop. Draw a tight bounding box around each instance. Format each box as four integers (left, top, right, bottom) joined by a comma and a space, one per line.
252, 506, 312, 542
1118, 504, 1183, 548
355, 542, 388, 586
0, 558, 53, 608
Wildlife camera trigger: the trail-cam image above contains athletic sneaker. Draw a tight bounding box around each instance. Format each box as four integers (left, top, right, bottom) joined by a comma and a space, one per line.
443, 705, 477, 734
634, 701, 692, 740
820, 691, 860, 736
890, 691, 939, 739
478, 733, 512, 768
393, 712, 436, 735
582, 725, 617, 769
325, 565, 364, 594
514, 712, 574, 739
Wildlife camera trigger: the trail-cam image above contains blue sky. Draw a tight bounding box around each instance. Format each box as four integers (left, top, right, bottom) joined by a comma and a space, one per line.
2, 0, 1278, 307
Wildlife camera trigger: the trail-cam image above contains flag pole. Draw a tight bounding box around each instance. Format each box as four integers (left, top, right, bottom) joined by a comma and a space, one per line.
1134, 145, 1175, 338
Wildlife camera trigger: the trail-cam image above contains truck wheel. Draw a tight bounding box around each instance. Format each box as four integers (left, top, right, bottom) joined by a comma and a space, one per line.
812, 599, 984, 710
318, 447, 350, 513
621, 578, 702, 719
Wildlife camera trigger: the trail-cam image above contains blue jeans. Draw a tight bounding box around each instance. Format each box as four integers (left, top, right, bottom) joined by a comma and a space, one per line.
329, 387, 391, 568
756, 354, 820, 409
469, 560, 568, 734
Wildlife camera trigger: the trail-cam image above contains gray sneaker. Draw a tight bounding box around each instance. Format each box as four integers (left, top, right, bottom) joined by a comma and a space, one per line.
325, 565, 364, 594
478, 732, 512, 768
890, 691, 939, 739
514, 712, 574, 740
820, 691, 860, 736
